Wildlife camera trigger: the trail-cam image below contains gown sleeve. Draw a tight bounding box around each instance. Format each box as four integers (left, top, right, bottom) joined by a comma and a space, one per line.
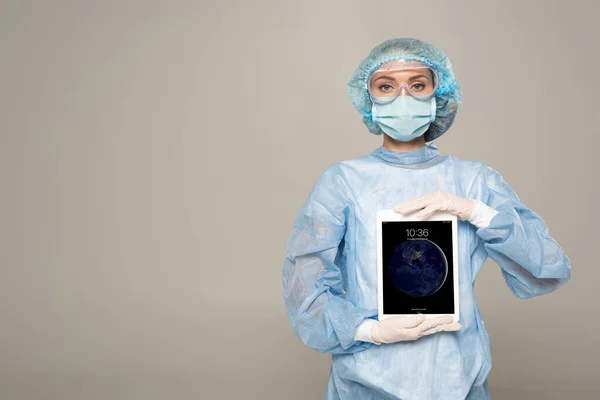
470, 163, 571, 299
282, 164, 374, 354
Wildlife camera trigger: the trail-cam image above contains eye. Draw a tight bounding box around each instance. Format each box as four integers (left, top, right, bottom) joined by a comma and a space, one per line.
378, 83, 394, 92
411, 83, 425, 91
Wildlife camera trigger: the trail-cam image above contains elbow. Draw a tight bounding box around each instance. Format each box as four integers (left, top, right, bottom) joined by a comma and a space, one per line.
290, 319, 338, 354
503, 258, 571, 299
286, 301, 336, 353
548, 261, 572, 294
507, 274, 570, 299
515, 278, 570, 299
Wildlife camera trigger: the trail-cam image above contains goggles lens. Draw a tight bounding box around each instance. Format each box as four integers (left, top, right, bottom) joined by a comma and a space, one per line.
367, 62, 439, 104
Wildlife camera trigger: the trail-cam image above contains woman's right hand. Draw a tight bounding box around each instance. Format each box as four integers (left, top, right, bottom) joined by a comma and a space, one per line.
371, 314, 461, 344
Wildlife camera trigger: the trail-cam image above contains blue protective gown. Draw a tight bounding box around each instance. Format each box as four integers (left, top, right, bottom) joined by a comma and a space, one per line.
282, 142, 571, 400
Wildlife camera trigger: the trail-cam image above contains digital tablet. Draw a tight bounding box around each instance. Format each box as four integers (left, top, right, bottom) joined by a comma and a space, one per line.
376, 209, 459, 322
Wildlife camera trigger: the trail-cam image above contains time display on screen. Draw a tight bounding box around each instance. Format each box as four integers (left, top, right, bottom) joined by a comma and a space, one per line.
406, 228, 428, 238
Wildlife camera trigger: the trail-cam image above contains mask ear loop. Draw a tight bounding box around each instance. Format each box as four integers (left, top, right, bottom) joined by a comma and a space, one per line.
430, 97, 437, 122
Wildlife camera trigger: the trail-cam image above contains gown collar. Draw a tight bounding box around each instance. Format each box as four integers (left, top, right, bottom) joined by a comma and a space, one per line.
371, 142, 440, 166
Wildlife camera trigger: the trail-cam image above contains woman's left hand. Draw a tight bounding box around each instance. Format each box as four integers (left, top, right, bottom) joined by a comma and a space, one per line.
393, 189, 477, 220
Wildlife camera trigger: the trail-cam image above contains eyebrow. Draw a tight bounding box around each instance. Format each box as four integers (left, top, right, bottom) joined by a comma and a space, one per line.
374, 74, 431, 82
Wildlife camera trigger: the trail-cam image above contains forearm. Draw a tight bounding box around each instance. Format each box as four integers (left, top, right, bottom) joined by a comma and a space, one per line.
474, 201, 571, 298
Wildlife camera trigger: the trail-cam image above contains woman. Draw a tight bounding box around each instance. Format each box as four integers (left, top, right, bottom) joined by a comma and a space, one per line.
281, 38, 571, 399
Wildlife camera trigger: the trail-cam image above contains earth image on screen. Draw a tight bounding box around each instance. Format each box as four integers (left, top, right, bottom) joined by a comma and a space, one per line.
387, 239, 448, 297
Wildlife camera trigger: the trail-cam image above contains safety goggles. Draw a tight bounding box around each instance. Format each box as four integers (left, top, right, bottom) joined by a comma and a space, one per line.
367, 60, 439, 104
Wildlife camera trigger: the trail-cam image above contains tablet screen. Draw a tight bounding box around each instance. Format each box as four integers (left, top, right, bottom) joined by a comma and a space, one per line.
381, 220, 455, 315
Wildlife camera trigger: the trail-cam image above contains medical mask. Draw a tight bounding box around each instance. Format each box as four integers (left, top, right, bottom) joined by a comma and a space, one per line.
371, 96, 436, 142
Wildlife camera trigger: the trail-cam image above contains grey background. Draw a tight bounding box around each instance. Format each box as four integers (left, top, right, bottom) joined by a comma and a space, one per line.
1, 0, 598, 399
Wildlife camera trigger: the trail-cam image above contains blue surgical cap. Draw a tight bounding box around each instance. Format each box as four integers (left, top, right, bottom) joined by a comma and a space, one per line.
347, 38, 462, 142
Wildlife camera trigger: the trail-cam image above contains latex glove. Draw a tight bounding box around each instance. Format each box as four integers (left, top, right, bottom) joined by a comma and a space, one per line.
394, 190, 476, 220
371, 314, 461, 344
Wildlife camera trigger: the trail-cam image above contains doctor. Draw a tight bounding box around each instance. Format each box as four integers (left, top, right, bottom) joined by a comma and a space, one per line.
282, 38, 571, 399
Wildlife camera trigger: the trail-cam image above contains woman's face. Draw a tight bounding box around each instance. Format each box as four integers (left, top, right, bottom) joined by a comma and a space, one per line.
368, 68, 435, 99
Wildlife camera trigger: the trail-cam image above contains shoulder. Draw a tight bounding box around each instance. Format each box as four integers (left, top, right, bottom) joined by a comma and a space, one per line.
310, 160, 354, 199
318, 153, 373, 182
443, 153, 480, 167
443, 155, 490, 177
310, 154, 374, 204
443, 156, 509, 198
446, 154, 509, 176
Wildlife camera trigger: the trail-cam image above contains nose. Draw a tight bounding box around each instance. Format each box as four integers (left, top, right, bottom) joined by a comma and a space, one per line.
398, 85, 410, 97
